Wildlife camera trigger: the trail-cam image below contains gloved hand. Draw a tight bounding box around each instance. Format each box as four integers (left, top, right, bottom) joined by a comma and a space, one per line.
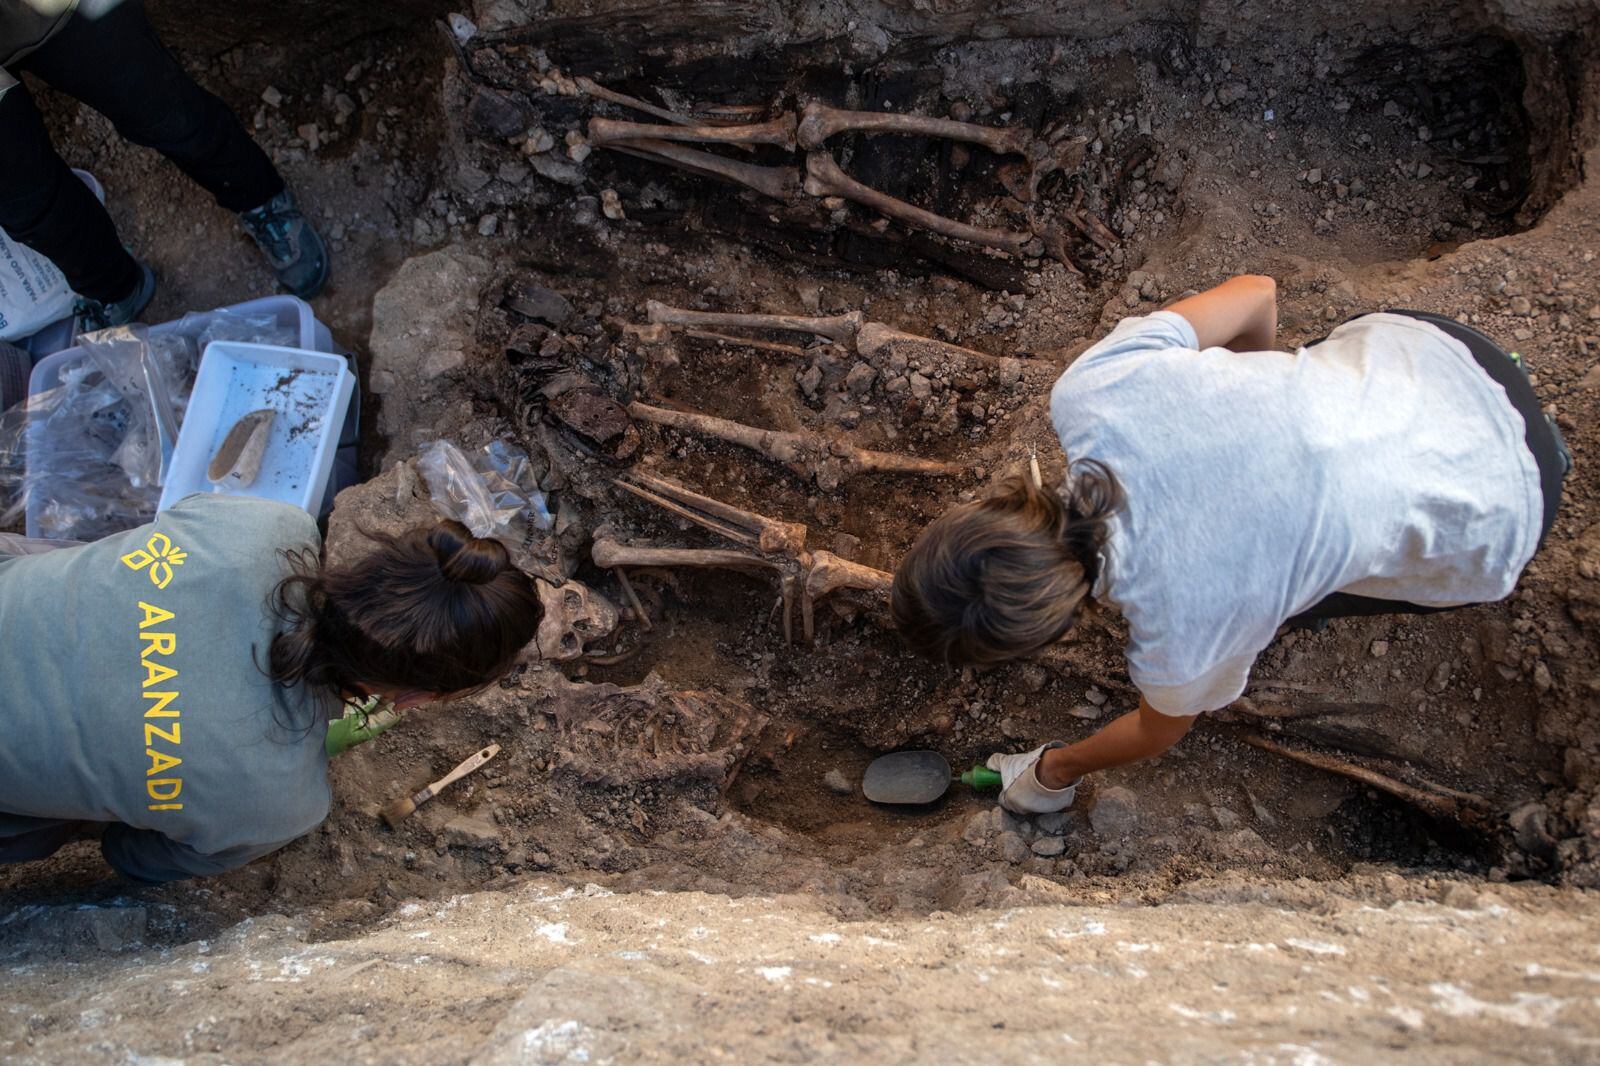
986, 742, 1078, 814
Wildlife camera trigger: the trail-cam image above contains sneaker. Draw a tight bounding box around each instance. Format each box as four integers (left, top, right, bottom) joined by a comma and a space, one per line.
73, 258, 157, 334
239, 187, 330, 299
1547, 414, 1573, 476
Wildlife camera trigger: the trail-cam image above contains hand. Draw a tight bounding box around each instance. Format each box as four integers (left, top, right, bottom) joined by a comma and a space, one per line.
986, 743, 1079, 814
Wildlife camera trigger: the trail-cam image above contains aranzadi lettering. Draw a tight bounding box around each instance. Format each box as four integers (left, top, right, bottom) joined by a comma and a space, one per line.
138, 600, 183, 811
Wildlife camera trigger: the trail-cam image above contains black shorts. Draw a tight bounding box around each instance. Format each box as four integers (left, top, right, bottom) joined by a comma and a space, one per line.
1290, 309, 1567, 625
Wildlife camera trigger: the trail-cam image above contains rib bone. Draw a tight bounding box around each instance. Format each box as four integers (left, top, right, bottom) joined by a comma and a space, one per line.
646, 300, 862, 344
803, 153, 1039, 258
797, 101, 1033, 157
589, 115, 797, 150
609, 139, 800, 201
628, 401, 961, 489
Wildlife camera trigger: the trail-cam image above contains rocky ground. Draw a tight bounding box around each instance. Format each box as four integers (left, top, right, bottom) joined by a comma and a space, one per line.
2, 0, 1599, 1059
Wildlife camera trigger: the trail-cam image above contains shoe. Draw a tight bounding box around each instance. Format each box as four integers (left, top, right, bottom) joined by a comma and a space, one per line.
239, 187, 329, 299
73, 259, 157, 334
1, 340, 30, 411
1547, 414, 1573, 476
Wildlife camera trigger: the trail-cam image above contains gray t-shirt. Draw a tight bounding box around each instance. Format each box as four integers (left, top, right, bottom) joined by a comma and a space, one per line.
0, 493, 334, 880
1051, 310, 1542, 716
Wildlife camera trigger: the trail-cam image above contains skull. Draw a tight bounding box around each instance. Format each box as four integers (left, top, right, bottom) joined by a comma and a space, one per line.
535, 578, 619, 661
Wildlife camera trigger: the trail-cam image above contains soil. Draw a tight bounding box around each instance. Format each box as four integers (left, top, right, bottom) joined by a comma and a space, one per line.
3, 0, 1600, 1058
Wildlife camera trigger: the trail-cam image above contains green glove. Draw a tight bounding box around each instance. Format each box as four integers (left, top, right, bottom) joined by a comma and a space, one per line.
325, 696, 403, 756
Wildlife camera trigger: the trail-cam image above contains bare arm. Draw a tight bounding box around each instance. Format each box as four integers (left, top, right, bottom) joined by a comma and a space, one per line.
1165, 274, 1279, 351
1036, 696, 1195, 788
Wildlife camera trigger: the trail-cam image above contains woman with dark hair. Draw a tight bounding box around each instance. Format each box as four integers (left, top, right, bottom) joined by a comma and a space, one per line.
0, 493, 541, 881
893, 274, 1568, 815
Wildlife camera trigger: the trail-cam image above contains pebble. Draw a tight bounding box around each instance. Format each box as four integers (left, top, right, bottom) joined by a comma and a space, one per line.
1068, 705, 1102, 720
297, 123, 321, 151
1426, 661, 1452, 693
1533, 660, 1553, 694
822, 769, 853, 795
261, 85, 283, 108
1510, 801, 1557, 858
997, 831, 1031, 864
1031, 836, 1067, 857
1085, 686, 1108, 706
1370, 640, 1389, 658
600, 188, 625, 220
1034, 811, 1068, 835
798, 365, 823, 398
845, 362, 878, 396
1089, 786, 1139, 840
962, 809, 995, 846
478, 214, 499, 237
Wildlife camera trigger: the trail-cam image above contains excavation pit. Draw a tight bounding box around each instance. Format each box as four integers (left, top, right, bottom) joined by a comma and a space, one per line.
3, 0, 1598, 971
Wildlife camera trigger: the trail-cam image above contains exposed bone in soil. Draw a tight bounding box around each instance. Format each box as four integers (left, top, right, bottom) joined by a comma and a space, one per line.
3, 0, 1599, 1023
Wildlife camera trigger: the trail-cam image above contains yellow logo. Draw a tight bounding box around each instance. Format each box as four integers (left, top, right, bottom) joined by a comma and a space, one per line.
120, 532, 188, 590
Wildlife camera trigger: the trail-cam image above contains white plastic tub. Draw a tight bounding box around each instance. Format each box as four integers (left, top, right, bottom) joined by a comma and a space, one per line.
157, 341, 355, 515
27, 294, 333, 397
23, 295, 342, 536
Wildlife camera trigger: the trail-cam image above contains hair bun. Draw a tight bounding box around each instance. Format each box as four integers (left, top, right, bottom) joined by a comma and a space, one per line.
429, 520, 511, 585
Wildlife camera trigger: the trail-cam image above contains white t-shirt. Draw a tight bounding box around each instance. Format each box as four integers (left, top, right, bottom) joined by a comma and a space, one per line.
1050, 310, 1543, 716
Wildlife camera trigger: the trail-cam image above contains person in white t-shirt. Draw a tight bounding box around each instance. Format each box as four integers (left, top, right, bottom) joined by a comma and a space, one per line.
891, 274, 1570, 815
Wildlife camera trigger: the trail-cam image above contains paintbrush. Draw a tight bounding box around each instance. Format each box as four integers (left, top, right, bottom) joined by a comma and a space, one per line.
379, 744, 501, 827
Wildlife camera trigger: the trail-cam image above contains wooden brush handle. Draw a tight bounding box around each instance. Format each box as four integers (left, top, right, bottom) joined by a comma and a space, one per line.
416, 744, 501, 802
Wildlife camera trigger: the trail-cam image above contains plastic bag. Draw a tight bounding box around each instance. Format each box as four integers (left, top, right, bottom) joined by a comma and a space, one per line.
418, 439, 554, 545
0, 308, 299, 541
0, 170, 105, 343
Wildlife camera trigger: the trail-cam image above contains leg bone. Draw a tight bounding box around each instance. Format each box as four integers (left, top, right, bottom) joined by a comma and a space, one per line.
588, 115, 797, 150
593, 537, 781, 575
1241, 733, 1491, 826
803, 152, 1040, 258
855, 322, 1018, 368
801, 550, 892, 641
646, 300, 863, 344
607, 139, 800, 201
575, 76, 699, 128
628, 402, 961, 486
797, 102, 1032, 157
592, 538, 796, 643
618, 471, 809, 555
680, 329, 808, 357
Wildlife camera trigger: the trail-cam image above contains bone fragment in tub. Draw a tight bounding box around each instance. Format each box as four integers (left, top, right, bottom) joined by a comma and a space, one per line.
208, 408, 277, 489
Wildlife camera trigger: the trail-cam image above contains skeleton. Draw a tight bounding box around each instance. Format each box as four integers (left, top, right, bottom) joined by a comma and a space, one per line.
594, 472, 892, 643
625, 299, 1057, 488
579, 81, 1116, 264
644, 298, 1041, 374
1225, 701, 1495, 829
545, 673, 768, 796
535, 578, 620, 661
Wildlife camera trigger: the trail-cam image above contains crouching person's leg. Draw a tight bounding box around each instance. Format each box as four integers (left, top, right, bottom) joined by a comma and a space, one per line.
0, 819, 89, 863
